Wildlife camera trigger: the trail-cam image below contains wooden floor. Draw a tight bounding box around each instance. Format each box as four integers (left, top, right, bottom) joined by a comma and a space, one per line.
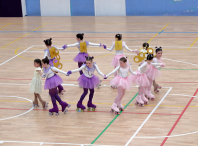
0, 16, 198, 146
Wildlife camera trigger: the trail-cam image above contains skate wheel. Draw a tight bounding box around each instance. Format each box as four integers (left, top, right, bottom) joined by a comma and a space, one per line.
110, 109, 114, 113
55, 113, 59, 116
92, 108, 95, 111
119, 108, 124, 111
76, 108, 79, 111
135, 102, 138, 105
151, 98, 155, 101
64, 109, 68, 114
158, 86, 162, 89
67, 104, 71, 108
87, 108, 90, 111
49, 112, 53, 115
81, 109, 84, 112
115, 112, 120, 115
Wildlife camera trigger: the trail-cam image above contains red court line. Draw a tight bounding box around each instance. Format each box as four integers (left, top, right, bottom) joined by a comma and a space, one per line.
1, 78, 198, 84
0, 107, 180, 116
160, 88, 198, 146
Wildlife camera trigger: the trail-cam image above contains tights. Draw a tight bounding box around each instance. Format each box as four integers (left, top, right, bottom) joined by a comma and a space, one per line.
79, 88, 94, 102
147, 77, 153, 93
49, 87, 63, 106
114, 86, 126, 104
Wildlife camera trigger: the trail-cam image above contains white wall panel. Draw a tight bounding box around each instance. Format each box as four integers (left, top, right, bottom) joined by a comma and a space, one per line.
40, 0, 70, 16
21, 0, 27, 16
94, 0, 126, 16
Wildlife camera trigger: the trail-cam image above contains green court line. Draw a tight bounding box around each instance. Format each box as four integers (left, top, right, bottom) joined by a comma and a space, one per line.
90, 93, 138, 145
161, 68, 198, 70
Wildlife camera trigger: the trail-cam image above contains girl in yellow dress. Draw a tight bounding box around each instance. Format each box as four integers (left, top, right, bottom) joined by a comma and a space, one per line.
30, 59, 48, 109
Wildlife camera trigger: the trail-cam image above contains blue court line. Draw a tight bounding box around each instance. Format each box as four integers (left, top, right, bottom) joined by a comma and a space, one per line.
0, 31, 198, 33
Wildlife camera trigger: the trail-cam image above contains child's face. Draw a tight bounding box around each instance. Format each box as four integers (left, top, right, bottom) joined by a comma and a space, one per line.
86, 61, 92, 68
34, 62, 40, 68
42, 62, 48, 68
156, 51, 162, 58
119, 61, 126, 67
76, 37, 81, 42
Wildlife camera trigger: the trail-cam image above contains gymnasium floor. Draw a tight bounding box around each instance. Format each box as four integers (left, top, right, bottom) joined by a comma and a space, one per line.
0, 16, 198, 146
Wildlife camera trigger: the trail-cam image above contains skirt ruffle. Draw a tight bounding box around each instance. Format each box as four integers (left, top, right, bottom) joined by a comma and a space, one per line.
44, 74, 63, 90
129, 72, 150, 87
146, 64, 161, 80
77, 74, 100, 89
110, 75, 131, 89
111, 54, 129, 67
74, 52, 89, 63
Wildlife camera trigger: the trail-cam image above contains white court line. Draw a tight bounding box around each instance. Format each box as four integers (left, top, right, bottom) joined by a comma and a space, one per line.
26, 51, 115, 54
0, 45, 34, 66
125, 87, 173, 146
162, 58, 198, 67
0, 95, 33, 121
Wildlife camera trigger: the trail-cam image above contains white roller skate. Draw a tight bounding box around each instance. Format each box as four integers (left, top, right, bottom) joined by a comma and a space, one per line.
110, 103, 120, 115
141, 94, 149, 105
146, 91, 155, 101
117, 101, 124, 111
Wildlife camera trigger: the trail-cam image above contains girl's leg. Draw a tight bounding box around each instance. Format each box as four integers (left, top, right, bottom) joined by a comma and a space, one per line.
153, 79, 159, 93
33, 93, 39, 107
87, 88, 96, 109
135, 87, 144, 106
49, 88, 59, 114
57, 84, 65, 95
78, 62, 84, 75
77, 88, 88, 110
111, 87, 123, 112
140, 87, 148, 104
117, 88, 125, 110
146, 78, 155, 100
36, 94, 48, 109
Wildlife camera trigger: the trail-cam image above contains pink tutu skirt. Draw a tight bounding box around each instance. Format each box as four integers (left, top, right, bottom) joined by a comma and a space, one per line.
111, 54, 129, 67
44, 74, 63, 90
77, 74, 100, 89
145, 64, 161, 80
110, 75, 132, 89
74, 52, 89, 63
129, 72, 149, 87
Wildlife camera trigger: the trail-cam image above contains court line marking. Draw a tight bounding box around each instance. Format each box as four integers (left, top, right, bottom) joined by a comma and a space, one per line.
0, 23, 11, 30
125, 87, 172, 146
188, 37, 198, 50
0, 95, 33, 121
135, 93, 198, 139
160, 88, 198, 145
1, 23, 47, 49
0, 46, 34, 66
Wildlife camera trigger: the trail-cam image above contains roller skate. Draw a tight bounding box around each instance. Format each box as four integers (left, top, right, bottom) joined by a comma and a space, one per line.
42, 102, 49, 109
110, 103, 120, 115
135, 95, 144, 106
153, 83, 159, 93
33, 101, 39, 108
76, 101, 86, 112
49, 105, 59, 116
141, 94, 149, 105
146, 91, 155, 101
87, 101, 96, 111
117, 101, 124, 111
60, 101, 71, 114
59, 89, 66, 96
97, 80, 102, 89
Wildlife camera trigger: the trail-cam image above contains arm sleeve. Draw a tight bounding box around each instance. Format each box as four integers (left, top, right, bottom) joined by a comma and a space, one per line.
71, 64, 86, 73
44, 50, 48, 58
89, 42, 101, 46
151, 63, 163, 66
138, 62, 147, 70
123, 42, 134, 52
94, 64, 104, 76
67, 43, 79, 48
129, 66, 137, 75
106, 43, 115, 51
51, 67, 67, 75
106, 66, 120, 77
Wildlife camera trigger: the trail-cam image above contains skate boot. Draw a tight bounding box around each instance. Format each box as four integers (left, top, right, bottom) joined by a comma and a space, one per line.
146, 91, 155, 101
87, 101, 96, 111
76, 101, 86, 112
33, 101, 39, 108
117, 101, 124, 111
42, 102, 49, 109
97, 80, 102, 89
153, 83, 159, 93
60, 101, 71, 114
135, 95, 144, 106
59, 89, 66, 96
141, 94, 149, 105
49, 105, 59, 116
110, 103, 120, 115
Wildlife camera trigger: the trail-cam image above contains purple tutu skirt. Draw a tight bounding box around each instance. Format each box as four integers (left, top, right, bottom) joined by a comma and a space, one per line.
74, 52, 89, 63
44, 74, 63, 90
111, 54, 129, 67
77, 74, 100, 89
129, 72, 149, 87
110, 75, 132, 89
145, 64, 161, 80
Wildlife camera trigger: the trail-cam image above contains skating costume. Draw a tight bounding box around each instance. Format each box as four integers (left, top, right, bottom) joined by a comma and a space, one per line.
63, 41, 101, 75
43, 66, 70, 115
106, 65, 137, 113
30, 67, 42, 94
68, 63, 104, 111
106, 41, 136, 67
44, 46, 65, 94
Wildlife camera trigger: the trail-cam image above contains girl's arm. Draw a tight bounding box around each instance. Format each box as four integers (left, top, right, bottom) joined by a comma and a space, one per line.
71, 64, 86, 73
152, 58, 161, 69
62, 43, 79, 50
44, 50, 48, 58
37, 70, 43, 77
51, 67, 68, 75
105, 43, 115, 51
89, 42, 102, 47
129, 66, 137, 75
106, 66, 120, 77
151, 62, 163, 67
94, 64, 105, 77
123, 42, 138, 53
138, 61, 147, 70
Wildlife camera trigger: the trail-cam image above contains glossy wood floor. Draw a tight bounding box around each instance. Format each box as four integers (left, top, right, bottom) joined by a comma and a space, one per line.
0, 16, 198, 146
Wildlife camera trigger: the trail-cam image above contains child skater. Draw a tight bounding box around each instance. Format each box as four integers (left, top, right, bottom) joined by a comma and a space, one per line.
30, 59, 48, 109
43, 38, 66, 96
153, 46, 163, 93
62, 33, 103, 75
130, 54, 165, 104
66, 56, 105, 112
104, 57, 140, 114
42, 57, 70, 116
103, 34, 138, 77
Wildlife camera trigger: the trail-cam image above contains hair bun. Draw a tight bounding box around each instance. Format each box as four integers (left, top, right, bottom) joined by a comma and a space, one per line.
50, 38, 52, 40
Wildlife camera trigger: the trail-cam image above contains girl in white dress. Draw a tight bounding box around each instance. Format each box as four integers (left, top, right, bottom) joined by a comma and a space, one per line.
30, 59, 48, 109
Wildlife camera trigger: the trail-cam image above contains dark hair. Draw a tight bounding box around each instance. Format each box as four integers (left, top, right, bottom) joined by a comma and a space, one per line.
143, 42, 149, 49
76, 33, 84, 40
85, 56, 94, 62
155, 46, 162, 53
34, 59, 42, 68
115, 34, 122, 40
44, 38, 52, 46
119, 57, 127, 63
42, 57, 49, 64
147, 54, 154, 61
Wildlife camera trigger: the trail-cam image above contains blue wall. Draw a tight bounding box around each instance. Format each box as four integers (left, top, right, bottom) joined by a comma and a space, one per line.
26, 0, 41, 16
126, 0, 198, 16
70, 0, 95, 16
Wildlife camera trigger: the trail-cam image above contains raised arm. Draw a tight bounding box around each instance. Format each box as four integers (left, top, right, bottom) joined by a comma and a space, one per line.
106, 66, 120, 77
44, 49, 48, 58
71, 64, 86, 73
138, 61, 147, 71
105, 43, 115, 51
94, 64, 104, 77
89, 42, 102, 47
51, 67, 68, 75
123, 42, 137, 53
129, 66, 137, 75
62, 43, 79, 50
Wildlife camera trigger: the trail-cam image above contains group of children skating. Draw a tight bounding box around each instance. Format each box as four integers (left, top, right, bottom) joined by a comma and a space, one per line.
30, 33, 165, 115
